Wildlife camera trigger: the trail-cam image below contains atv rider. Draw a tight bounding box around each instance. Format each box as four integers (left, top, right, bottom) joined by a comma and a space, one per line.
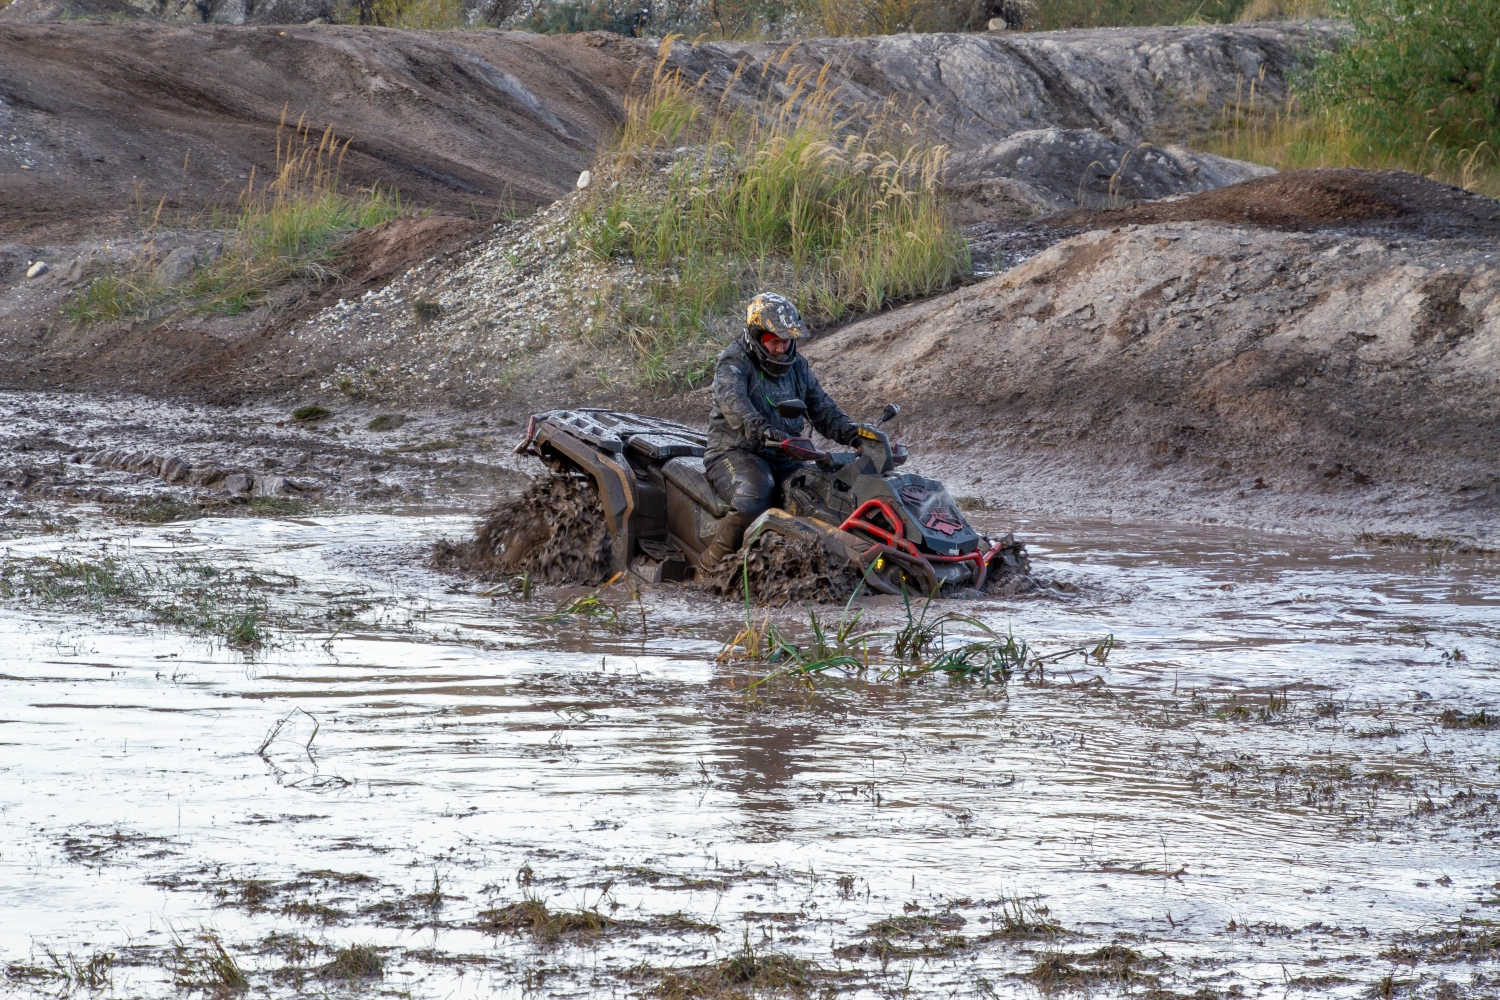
701, 292, 864, 569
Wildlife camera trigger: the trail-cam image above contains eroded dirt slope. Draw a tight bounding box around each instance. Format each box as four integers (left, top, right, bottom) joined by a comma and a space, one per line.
0, 24, 651, 239
0, 20, 1334, 241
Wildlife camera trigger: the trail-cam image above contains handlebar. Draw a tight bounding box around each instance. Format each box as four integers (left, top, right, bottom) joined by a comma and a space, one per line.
777, 436, 831, 464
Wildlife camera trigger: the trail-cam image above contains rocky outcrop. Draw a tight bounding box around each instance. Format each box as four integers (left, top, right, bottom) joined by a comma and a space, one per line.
944, 127, 1274, 219
679, 22, 1344, 149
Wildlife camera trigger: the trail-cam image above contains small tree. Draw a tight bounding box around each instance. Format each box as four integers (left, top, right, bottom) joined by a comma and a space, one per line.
1309, 0, 1500, 154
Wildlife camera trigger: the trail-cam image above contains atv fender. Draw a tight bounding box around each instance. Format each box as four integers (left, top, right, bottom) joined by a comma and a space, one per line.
527, 421, 636, 573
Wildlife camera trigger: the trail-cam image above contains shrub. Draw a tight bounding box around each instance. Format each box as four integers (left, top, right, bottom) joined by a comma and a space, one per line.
1307, 0, 1500, 155
1197, 17, 1500, 198
370, 0, 468, 27
573, 39, 967, 384
518, 0, 644, 33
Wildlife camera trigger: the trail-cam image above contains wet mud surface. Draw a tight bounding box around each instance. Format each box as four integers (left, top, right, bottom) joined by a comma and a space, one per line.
2, 483, 1498, 997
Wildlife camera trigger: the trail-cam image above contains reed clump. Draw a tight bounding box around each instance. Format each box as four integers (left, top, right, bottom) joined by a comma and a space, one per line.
574, 39, 968, 386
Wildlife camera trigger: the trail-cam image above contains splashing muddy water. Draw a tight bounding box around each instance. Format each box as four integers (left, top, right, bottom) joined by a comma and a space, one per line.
1, 508, 1497, 998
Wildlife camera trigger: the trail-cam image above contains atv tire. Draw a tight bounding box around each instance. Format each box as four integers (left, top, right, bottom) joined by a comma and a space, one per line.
705, 529, 865, 607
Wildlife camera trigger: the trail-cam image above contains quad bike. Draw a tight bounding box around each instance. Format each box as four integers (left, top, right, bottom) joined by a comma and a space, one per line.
513, 402, 1027, 597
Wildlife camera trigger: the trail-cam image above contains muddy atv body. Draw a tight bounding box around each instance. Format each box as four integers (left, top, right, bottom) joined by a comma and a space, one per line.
514, 408, 1026, 597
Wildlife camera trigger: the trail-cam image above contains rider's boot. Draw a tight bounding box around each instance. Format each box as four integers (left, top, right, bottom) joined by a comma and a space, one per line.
700, 510, 754, 571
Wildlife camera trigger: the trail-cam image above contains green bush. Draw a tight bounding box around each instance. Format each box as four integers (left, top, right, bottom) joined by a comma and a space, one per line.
1307, 0, 1500, 154
518, 0, 643, 33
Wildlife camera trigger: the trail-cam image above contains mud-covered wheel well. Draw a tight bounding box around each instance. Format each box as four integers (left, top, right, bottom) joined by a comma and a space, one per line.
537, 446, 614, 513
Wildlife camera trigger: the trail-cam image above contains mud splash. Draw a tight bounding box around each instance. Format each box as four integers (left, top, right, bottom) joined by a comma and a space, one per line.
431, 473, 613, 585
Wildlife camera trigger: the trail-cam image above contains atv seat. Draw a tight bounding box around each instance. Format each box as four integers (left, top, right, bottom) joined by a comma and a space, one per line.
663, 457, 730, 519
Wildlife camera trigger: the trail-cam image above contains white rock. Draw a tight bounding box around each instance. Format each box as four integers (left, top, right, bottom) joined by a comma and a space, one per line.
576, 170, 592, 190
26, 261, 48, 279
987, 17, 1008, 29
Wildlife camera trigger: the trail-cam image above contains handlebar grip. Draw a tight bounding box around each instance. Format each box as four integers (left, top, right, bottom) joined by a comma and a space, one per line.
779, 437, 828, 463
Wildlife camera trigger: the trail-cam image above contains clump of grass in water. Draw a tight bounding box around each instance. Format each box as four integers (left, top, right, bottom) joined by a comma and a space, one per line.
1, 554, 280, 647
653, 929, 817, 999
574, 38, 968, 386
726, 542, 881, 682
532, 571, 623, 625
317, 944, 382, 981
0, 555, 139, 607
173, 933, 248, 993
476, 894, 619, 942
292, 403, 332, 422
1440, 708, 1499, 730
1025, 945, 1159, 989
987, 895, 1063, 940
7, 947, 115, 989
67, 110, 401, 325
882, 587, 1034, 685
117, 495, 201, 524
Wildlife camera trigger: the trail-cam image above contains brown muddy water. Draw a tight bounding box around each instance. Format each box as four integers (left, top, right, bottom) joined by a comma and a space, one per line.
1, 500, 1498, 997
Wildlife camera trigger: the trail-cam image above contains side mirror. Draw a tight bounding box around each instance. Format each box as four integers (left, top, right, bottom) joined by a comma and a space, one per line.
879, 403, 900, 424
776, 399, 808, 419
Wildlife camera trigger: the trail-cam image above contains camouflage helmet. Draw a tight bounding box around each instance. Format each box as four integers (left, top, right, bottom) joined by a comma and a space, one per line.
745, 292, 808, 340
742, 292, 804, 376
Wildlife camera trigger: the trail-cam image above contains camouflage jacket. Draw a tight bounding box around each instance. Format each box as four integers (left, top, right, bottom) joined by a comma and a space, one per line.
705, 339, 858, 462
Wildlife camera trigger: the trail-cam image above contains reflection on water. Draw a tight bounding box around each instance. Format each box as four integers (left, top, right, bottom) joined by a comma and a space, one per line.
0, 513, 1496, 998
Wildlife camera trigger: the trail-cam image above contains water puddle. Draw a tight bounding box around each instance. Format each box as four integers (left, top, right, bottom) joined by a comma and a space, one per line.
2, 510, 1496, 998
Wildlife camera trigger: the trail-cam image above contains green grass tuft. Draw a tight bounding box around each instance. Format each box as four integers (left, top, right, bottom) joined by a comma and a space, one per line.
574, 40, 968, 386
292, 403, 333, 422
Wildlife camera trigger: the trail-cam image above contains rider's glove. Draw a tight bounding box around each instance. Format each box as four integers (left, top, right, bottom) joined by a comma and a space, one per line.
849, 423, 877, 445
760, 426, 789, 449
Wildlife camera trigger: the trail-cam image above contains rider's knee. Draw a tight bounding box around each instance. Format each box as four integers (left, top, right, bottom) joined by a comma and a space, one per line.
730, 490, 772, 518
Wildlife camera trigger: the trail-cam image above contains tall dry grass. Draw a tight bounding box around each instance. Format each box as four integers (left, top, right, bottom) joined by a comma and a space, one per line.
1197, 73, 1500, 198
574, 40, 968, 385
68, 112, 401, 325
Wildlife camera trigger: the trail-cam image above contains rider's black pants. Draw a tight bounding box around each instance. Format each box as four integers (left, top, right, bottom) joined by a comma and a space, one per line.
705, 449, 803, 519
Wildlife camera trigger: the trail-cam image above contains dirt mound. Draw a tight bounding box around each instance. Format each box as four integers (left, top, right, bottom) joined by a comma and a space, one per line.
1046, 169, 1500, 235
703, 530, 865, 607
806, 210, 1500, 503
432, 474, 613, 585
944, 129, 1274, 222
336, 216, 487, 290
